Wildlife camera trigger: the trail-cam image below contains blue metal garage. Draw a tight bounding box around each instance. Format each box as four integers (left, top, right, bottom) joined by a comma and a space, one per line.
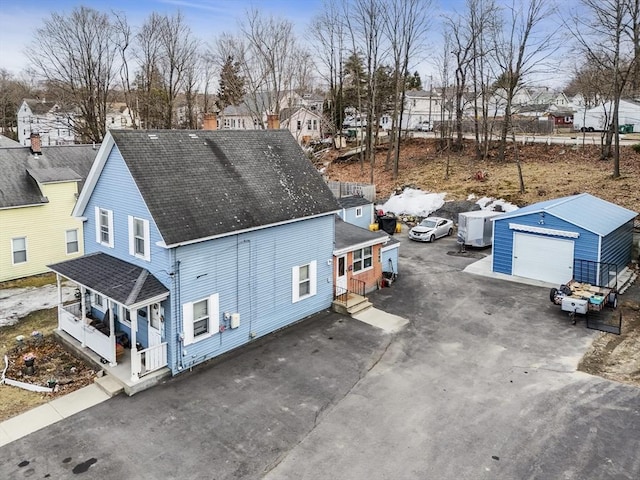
492, 193, 637, 284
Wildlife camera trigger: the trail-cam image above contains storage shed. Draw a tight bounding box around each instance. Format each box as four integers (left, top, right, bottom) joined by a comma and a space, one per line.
492, 194, 637, 284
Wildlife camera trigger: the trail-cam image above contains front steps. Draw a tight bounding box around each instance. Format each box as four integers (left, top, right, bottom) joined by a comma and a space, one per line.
332, 293, 372, 316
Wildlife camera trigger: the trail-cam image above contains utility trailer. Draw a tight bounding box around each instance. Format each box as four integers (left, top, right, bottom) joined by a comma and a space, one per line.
457, 210, 502, 248
550, 279, 618, 324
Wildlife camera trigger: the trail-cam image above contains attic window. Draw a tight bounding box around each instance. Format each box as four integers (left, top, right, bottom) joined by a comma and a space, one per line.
148, 134, 158, 140
188, 133, 198, 139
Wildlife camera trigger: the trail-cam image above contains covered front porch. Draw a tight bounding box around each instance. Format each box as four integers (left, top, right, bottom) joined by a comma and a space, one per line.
49, 252, 171, 395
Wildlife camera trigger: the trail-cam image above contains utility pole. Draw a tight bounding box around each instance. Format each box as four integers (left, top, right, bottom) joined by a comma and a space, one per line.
428, 75, 433, 127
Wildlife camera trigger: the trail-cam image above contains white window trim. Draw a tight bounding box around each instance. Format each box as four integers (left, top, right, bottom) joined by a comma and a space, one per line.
128, 216, 151, 261
355, 207, 363, 218
11, 237, 27, 265
94, 292, 104, 311
66, 229, 79, 255
182, 294, 219, 346
353, 247, 373, 273
292, 260, 317, 303
95, 206, 114, 248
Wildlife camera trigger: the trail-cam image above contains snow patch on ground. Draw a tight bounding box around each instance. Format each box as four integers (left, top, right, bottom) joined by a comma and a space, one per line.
0, 284, 76, 327
380, 189, 446, 217
380, 188, 519, 218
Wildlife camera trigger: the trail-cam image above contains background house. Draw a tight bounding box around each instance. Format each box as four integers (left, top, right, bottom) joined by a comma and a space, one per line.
0, 135, 97, 282
49, 129, 340, 393
492, 193, 637, 285
280, 107, 324, 144
17, 99, 77, 147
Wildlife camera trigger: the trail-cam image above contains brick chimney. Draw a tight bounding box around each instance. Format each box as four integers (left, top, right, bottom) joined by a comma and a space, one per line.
267, 113, 280, 130
30, 132, 42, 155
203, 113, 218, 130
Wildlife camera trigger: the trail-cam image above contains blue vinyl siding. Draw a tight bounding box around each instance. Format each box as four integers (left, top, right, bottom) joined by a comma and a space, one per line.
492, 213, 599, 275
170, 214, 335, 373
600, 221, 634, 273
339, 204, 374, 230
381, 245, 399, 274
81, 145, 173, 287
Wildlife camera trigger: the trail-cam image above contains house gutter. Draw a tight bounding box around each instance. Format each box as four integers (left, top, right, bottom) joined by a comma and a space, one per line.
163, 210, 341, 249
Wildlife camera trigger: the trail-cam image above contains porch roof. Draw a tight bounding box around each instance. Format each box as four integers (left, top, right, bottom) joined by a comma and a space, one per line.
49, 252, 169, 307
334, 217, 388, 253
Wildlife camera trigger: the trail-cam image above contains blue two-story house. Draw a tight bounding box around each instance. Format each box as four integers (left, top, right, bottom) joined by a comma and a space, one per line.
49, 129, 340, 394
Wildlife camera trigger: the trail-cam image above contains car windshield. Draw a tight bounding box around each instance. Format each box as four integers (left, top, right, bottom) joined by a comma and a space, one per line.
420, 219, 437, 228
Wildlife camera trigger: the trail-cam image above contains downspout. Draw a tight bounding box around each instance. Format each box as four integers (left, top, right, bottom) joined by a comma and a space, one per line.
173, 247, 183, 371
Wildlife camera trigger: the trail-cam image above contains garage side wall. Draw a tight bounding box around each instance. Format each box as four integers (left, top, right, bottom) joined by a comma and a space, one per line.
492, 213, 600, 275
601, 220, 634, 272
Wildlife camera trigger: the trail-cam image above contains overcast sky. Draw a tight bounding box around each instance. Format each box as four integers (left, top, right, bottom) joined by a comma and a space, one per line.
0, 0, 571, 88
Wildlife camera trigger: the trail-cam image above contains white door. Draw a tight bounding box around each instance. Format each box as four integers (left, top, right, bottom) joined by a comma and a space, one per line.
512, 233, 574, 284
336, 255, 347, 294
145, 304, 163, 372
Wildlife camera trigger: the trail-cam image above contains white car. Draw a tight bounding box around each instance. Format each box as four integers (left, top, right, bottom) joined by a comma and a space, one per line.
414, 121, 433, 132
408, 217, 454, 242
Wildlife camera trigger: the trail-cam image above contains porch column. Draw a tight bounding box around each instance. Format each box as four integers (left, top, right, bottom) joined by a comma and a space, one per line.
80, 286, 87, 347
55, 274, 62, 331
130, 308, 139, 382
108, 304, 116, 367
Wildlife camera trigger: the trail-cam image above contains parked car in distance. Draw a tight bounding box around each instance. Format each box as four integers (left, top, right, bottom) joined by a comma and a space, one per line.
408, 217, 454, 242
414, 121, 433, 132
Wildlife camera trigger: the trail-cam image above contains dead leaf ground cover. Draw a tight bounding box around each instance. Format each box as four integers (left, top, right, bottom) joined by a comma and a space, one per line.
322, 138, 640, 211
0, 279, 97, 422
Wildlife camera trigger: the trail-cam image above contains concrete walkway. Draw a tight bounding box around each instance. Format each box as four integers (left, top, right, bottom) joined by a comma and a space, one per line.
0, 384, 109, 447
351, 307, 409, 333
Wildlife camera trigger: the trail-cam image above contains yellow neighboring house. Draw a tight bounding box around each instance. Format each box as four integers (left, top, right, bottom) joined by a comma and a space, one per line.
0, 134, 98, 282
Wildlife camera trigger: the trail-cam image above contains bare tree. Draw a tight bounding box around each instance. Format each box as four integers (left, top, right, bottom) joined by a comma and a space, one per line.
344, 0, 388, 183
383, 0, 433, 178
214, 10, 310, 128
112, 11, 139, 129
0, 69, 31, 140
27, 6, 118, 142
311, 0, 347, 138
568, 0, 638, 177
493, 0, 558, 163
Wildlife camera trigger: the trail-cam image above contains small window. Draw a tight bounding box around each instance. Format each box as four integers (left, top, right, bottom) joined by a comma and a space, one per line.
182, 294, 219, 345
353, 246, 372, 272
297, 120, 302, 131
12, 237, 27, 264
307, 119, 312, 130
292, 261, 317, 303
128, 216, 150, 261
95, 207, 113, 247
312, 120, 318, 130
66, 229, 79, 254
355, 207, 363, 218
94, 293, 104, 307
193, 300, 209, 337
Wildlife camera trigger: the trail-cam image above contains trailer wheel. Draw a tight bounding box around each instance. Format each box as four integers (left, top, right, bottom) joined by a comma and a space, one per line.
550, 287, 558, 303
608, 292, 618, 309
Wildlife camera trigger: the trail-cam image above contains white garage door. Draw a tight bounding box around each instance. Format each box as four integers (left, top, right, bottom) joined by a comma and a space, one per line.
512, 233, 574, 284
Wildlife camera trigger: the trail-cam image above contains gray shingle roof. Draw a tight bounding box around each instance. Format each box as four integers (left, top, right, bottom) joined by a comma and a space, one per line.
0, 145, 99, 209
0, 135, 20, 147
109, 130, 341, 246
338, 196, 371, 209
49, 253, 169, 306
27, 167, 82, 184
334, 217, 387, 251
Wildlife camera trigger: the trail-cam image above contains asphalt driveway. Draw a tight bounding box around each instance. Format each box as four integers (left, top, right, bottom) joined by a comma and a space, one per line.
2, 233, 639, 479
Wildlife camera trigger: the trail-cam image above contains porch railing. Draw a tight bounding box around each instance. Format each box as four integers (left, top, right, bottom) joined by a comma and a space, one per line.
334, 278, 366, 302
132, 343, 168, 377
58, 302, 115, 364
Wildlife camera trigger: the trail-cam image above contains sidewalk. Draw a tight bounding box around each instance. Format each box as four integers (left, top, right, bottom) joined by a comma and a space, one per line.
0, 383, 110, 447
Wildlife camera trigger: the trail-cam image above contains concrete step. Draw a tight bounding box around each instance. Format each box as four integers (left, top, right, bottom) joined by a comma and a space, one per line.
94, 374, 124, 397
347, 300, 373, 315
618, 272, 637, 295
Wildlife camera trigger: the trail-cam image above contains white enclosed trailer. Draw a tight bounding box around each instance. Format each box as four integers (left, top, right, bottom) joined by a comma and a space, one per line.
457, 210, 502, 247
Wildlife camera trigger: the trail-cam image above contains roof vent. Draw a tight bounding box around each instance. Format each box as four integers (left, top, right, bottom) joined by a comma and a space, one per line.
188, 133, 198, 139
148, 134, 158, 140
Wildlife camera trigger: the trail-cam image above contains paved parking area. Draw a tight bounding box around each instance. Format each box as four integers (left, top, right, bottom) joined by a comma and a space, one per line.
1, 233, 639, 479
